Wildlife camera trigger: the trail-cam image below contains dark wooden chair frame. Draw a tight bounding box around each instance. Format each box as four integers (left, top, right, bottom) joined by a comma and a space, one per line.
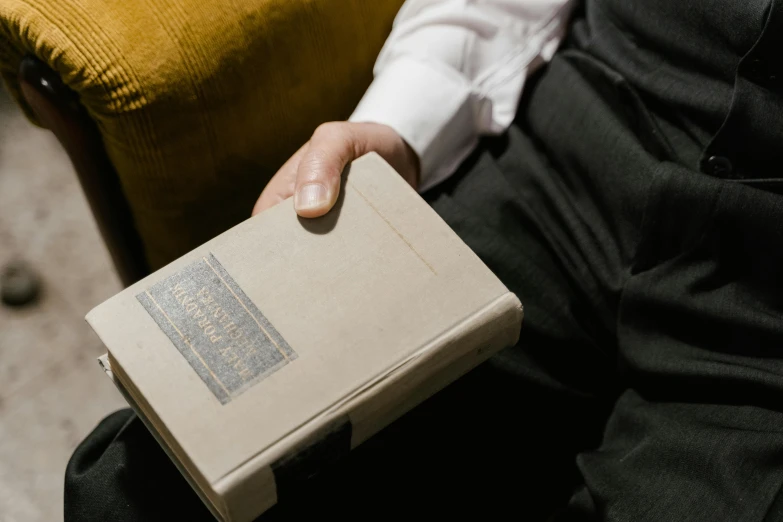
18, 56, 150, 287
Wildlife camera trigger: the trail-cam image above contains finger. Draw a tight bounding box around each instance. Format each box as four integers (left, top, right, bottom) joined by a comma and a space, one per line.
293, 123, 363, 218
252, 142, 308, 216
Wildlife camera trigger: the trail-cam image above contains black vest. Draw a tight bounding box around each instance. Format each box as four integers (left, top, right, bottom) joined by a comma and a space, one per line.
568, 0, 779, 180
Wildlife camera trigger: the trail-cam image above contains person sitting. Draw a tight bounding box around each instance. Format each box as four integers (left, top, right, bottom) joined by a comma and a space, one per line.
66, 1, 783, 520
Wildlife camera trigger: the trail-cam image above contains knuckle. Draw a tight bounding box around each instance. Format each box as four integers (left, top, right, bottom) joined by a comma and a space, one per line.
298, 148, 340, 184
312, 121, 348, 141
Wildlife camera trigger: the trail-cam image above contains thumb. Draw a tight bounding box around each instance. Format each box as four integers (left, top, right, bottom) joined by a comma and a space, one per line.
293, 123, 365, 218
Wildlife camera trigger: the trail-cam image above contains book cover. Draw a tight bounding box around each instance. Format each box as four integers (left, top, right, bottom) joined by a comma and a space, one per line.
87, 153, 523, 521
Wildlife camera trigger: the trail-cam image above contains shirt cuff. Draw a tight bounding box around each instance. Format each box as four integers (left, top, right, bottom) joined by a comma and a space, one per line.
349, 56, 479, 192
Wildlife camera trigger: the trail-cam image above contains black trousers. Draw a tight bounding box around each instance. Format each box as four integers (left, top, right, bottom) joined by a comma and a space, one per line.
66, 54, 783, 521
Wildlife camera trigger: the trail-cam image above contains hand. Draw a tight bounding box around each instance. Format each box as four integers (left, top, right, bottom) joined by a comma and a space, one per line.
252, 122, 420, 218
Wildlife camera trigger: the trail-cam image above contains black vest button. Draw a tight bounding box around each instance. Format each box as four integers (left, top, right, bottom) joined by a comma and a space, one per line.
705, 155, 733, 176
748, 58, 763, 78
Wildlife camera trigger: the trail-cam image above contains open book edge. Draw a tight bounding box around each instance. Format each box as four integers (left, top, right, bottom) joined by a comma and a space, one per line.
98, 354, 225, 520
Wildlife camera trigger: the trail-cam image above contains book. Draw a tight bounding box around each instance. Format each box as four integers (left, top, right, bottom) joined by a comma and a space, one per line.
88, 152, 523, 521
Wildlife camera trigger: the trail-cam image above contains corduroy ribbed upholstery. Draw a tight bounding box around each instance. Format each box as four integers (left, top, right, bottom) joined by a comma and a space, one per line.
0, 0, 404, 269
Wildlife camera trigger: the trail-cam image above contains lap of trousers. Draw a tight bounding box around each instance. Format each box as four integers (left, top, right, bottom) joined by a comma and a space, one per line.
65, 54, 783, 522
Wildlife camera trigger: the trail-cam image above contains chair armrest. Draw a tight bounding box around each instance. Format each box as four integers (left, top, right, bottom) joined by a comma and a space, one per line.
0, 0, 404, 268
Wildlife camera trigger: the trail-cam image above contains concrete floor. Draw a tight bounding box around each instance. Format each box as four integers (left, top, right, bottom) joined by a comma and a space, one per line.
0, 87, 126, 521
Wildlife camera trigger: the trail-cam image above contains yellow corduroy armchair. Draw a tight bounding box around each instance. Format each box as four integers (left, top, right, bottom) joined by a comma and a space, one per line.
0, 0, 405, 284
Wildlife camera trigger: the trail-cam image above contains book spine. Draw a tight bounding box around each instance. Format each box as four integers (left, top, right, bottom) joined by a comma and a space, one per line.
216, 292, 523, 522
343, 291, 523, 448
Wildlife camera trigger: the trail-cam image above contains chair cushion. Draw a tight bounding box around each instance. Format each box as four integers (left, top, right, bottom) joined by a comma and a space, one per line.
0, 0, 404, 268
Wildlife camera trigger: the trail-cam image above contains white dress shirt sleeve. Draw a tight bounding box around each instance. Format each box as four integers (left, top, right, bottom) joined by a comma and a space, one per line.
349, 0, 575, 191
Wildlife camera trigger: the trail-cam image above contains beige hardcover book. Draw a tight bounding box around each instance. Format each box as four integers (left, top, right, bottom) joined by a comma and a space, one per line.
87, 152, 523, 521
